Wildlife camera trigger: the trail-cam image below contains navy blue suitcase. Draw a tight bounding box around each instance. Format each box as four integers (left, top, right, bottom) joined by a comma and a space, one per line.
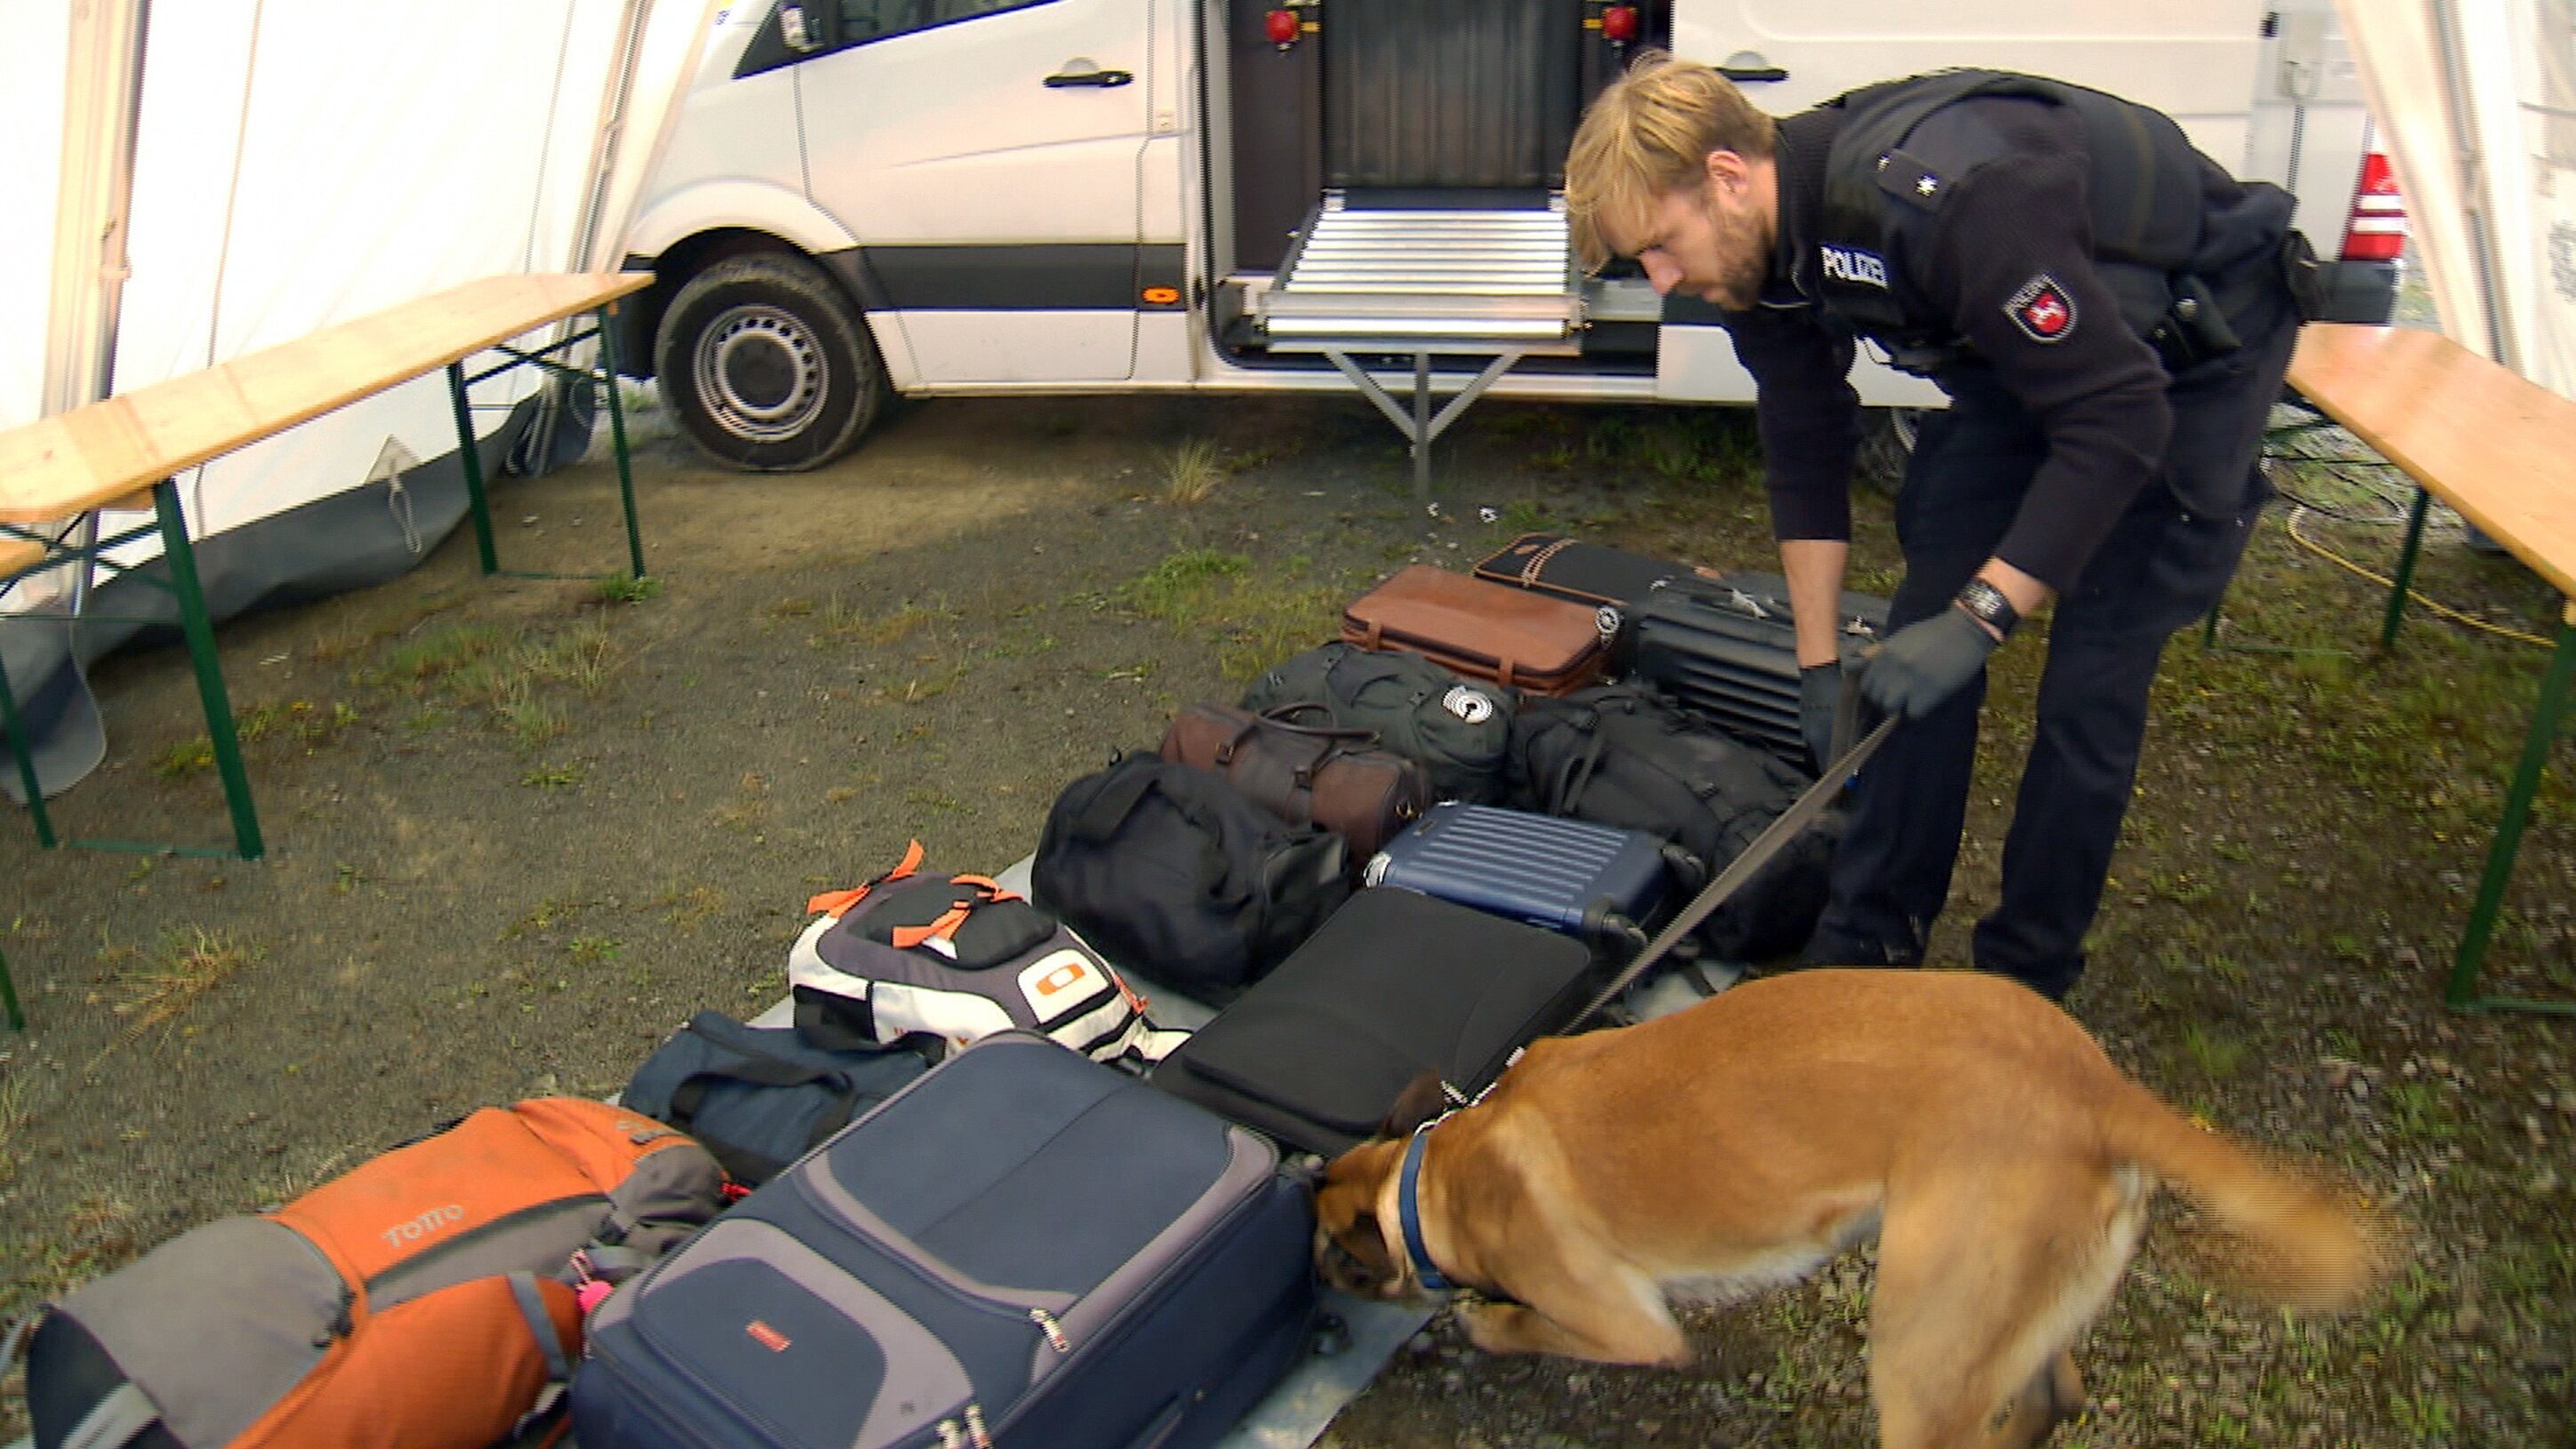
571, 1032, 1317, 1449
1362, 801, 1681, 953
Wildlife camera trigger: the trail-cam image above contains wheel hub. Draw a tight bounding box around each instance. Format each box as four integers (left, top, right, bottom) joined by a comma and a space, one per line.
696, 304, 828, 443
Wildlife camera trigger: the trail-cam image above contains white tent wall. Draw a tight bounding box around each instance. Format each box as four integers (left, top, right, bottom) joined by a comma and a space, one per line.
4, 0, 723, 805
2340, 0, 2576, 407
2, 2, 79, 430
2479, 0, 2576, 397
115, 0, 628, 548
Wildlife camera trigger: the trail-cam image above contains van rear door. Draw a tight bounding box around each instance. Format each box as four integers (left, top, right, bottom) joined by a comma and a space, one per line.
797, 0, 1156, 383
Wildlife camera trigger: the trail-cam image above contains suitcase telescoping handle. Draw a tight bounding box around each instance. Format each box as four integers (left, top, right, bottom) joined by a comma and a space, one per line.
1571, 713, 1898, 1028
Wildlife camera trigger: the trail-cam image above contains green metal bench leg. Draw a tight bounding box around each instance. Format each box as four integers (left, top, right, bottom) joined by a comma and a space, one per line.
0, 644, 60, 848
156, 480, 264, 861
597, 304, 645, 581
2380, 484, 2433, 650
1, 941, 22, 1032
2446, 619, 2576, 1015
449, 360, 501, 577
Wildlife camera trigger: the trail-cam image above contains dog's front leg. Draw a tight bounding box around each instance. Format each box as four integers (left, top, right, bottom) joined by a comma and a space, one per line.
1454, 1273, 1688, 1366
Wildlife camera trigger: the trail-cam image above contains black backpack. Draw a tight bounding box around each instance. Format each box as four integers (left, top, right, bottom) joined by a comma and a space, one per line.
621, 1012, 945, 1187
1508, 684, 1836, 963
1032, 755, 1352, 1004
1241, 642, 1514, 804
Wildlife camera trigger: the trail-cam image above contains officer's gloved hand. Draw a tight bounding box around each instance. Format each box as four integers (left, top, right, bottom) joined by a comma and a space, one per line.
1798, 662, 1841, 773
1859, 608, 2000, 719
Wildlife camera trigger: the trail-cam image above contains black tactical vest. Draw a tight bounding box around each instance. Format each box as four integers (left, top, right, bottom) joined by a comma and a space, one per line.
1809, 70, 2220, 373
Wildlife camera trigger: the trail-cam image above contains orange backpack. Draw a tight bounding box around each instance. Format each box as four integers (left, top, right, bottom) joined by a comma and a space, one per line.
19, 1098, 724, 1449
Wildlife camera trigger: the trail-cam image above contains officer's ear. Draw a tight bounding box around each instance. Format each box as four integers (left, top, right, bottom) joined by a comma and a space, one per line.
1701, 148, 1754, 200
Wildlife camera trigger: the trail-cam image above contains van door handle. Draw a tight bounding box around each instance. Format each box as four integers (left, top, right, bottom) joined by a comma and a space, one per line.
1045, 67, 1134, 88
1717, 51, 1788, 83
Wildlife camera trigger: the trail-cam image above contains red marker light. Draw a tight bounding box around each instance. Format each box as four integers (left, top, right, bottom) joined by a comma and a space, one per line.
1602, 4, 1638, 42
1265, 7, 1298, 45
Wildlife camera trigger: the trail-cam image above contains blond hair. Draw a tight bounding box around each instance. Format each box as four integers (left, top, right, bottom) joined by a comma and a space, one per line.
1564, 51, 1777, 270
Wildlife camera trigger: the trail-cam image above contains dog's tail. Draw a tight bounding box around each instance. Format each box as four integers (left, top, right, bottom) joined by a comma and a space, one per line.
2101, 1085, 2394, 1313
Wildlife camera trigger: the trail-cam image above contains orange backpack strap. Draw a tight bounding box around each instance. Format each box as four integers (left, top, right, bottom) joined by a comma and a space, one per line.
805, 839, 928, 917
886, 877, 1024, 950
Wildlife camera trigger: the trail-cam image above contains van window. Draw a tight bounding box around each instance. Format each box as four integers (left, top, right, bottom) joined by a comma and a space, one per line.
835, 0, 1049, 44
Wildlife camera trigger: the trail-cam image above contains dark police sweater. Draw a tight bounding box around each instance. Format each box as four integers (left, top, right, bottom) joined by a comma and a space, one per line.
1726, 99, 2175, 596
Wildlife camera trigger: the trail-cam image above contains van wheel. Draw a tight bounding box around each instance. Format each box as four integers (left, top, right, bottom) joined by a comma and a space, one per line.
656, 253, 887, 471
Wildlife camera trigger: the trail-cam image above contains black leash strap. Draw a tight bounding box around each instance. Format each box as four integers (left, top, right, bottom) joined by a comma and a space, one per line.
1571, 715, 1898, 1028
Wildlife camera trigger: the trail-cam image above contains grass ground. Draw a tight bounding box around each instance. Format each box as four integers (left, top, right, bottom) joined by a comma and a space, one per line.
2, 383, 2569, 1446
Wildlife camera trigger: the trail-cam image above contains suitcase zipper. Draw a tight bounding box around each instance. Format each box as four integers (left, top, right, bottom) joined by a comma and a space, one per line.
1029, 1307, 1069, 1353
793, 1176, 1063, 1341
985, 1175, 1275, 1441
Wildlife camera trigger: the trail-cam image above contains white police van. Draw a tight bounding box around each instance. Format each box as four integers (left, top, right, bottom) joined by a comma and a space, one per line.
619, 0, 2404, 470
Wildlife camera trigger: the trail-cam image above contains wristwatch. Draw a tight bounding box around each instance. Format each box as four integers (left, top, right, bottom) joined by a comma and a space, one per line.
1955, 577, 2021, 638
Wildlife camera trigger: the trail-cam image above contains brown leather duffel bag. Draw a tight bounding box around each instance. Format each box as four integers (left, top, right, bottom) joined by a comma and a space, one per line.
1158, 702, 1431, 861
1340, 564, 1611, 696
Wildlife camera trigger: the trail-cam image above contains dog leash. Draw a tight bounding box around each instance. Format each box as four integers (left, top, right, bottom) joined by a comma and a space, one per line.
1569, 713, 1897, 1029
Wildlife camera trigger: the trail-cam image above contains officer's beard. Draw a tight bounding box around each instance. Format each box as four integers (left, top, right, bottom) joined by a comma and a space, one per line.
1698, 189, 1771, 313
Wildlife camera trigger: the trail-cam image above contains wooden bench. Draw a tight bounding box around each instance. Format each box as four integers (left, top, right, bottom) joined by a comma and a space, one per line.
0, 270, 654, 865
2280, 324, 2576, 1016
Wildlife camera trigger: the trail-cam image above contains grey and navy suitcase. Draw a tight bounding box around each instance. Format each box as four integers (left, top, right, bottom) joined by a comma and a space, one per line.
1363, 801, 1685, 955
571, 1032, 1317, 1449
1625, 572, 1891, 766
1150, 889, 1594, 1157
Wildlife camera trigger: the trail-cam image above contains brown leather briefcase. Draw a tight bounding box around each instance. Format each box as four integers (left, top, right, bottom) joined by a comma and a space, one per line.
1340, 564, 1611, 697
1157, 703, 1431, 861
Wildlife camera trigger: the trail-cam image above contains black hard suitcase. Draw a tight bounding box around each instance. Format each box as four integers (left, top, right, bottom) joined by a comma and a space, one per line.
1626, 572, 1891, 765
1363, 801, 1682, 954
1150, 889, 1593, 1157
1471, 532, 1720, 612
575, 1032, 1317, 1449
1470, 532, 1724, 652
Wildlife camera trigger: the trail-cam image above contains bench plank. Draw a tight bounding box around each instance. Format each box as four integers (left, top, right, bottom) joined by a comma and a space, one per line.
0, 272, 651, 524
2287, 324, 2576, 603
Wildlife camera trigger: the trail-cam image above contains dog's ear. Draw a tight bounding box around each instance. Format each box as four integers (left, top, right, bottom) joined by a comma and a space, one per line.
1377, 1070, 1451, 1140
1311, 1143, 1406, 1295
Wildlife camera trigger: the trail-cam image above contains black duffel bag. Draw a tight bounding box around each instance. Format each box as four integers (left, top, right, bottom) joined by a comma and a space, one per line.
1033, 754, 1351, 1004
1241, 641, 1514, 804
622, 1011, 945, 1186
1508, 684, 1836, 963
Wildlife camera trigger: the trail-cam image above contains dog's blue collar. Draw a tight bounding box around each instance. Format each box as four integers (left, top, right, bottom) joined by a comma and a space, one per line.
1397, 1122, 1452, 1293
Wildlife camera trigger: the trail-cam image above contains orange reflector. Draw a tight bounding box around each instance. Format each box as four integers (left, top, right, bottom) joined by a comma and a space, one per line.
1141, 285, 1181, 306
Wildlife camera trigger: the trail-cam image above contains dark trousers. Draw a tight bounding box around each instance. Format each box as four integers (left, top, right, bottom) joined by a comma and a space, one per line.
1809, 317, 2298, 998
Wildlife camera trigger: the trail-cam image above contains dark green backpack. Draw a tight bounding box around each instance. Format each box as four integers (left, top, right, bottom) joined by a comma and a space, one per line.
1242, 643, 1514, 805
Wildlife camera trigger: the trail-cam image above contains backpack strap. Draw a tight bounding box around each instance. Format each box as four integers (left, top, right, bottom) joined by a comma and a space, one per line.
506, 1271, 577, 1436
1, 1311, 165, 1449
806, 838, 929, 917
888, 877, 1024, 951
54, 1382, 162, 1449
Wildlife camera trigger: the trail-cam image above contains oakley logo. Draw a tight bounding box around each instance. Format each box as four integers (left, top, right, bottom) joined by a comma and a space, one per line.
1820, 245, 1890, 289
380, 1204, 466, 1250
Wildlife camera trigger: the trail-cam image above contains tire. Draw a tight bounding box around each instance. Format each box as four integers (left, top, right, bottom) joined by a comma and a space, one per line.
655, 252, 887, 471
1855, 406, 1920, 498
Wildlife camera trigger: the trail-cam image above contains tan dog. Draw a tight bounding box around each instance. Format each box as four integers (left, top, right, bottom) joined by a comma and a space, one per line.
1313, 968, 2389, 1449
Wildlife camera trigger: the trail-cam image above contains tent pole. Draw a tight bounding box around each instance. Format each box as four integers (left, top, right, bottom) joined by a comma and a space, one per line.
58, 0, 152, 619
527, 0, 654, 477
2429, 0, 2517, 369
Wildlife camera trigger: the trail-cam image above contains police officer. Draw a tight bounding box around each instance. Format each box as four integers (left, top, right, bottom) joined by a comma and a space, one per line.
1564, 53, 2321, 1001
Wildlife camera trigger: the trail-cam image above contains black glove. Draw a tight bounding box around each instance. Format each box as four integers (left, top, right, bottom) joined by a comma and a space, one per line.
1798, 662, 1841, 773
1859, 607, 2001, 719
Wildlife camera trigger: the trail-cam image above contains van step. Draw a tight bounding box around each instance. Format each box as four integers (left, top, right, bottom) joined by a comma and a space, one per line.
1258, 195, 1583, 353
